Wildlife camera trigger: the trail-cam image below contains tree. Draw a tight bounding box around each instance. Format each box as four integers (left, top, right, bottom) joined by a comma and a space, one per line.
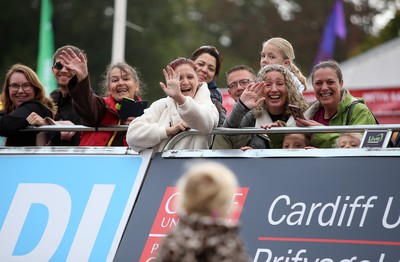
351, 10, 400, 56
0, 0, 397, 103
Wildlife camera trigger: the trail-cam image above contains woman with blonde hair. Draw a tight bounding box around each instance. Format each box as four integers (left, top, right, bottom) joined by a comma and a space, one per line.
219, 64, 309, 149
0, 64, 55, 146
155, 161, 250, 262
260, 37, 307, 93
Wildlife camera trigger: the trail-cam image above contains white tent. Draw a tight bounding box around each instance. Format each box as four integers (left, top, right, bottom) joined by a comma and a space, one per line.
338, 36, 400, 89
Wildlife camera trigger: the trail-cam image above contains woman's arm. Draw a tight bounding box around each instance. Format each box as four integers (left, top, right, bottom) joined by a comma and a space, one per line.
68, 76, 106, 126
0, 101, 51, 136
126, 99, 169, 152
177, 84, 219, 132
224, 99, 252, 128
60, 47, 106, 126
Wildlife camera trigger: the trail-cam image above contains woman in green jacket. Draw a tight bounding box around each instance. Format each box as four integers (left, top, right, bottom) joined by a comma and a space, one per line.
288, 60, 377, 148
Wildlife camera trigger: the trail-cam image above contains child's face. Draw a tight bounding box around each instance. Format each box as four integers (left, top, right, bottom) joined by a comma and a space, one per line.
260, 43, 289, 69
283, 134, 306, 149
337, 135, 360, 148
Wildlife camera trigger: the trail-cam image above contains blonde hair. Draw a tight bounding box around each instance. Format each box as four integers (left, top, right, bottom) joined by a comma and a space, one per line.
335, 132, 363, 148
254, 64, 309, 118
263, 37, 307, 90
1, 64, 55, 115
177, 162, 238, 218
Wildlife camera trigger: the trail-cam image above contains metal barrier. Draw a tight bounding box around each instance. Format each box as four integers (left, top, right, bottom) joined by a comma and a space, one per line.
22, 125, 128, 132
17, 124, 400, 151
22, 124, 400, 133
163, 124, 400, 150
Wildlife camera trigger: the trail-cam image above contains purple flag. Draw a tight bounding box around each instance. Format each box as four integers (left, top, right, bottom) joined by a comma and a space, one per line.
314, 0, 347, 65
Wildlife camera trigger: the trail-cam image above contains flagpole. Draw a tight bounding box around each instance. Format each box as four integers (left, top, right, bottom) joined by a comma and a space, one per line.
111, 0, 127, 63
37, 0, 57, 96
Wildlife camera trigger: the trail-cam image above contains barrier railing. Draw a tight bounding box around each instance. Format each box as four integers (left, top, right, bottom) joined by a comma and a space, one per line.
22, 125, 127, 132
22, 124, 400, 134
18, 123, 400, 151
163, 124, 400, 150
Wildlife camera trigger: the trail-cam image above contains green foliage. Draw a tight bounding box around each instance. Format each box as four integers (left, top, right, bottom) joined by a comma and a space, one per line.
351, 10, 400, 56
0, 0, 397, 103
0, 1, 40, 88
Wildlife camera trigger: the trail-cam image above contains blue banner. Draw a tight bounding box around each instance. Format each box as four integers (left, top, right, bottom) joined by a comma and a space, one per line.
0, 152, 151, 261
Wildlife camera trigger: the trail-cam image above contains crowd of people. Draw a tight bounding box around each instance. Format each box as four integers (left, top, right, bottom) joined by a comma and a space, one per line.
0, 38, 397, 261
1, 37, 393, 149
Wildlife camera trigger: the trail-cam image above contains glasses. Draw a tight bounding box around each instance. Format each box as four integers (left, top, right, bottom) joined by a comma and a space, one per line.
53, 61, 63, 70
9, 83, 32, 92
228, 79, 254, 89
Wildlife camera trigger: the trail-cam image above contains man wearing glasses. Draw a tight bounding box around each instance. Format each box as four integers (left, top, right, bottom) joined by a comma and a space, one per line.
226, 65, 256, 102
212, 65, 256, 149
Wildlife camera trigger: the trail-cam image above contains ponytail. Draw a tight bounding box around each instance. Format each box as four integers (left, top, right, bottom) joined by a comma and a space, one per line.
288, 63, 307, 90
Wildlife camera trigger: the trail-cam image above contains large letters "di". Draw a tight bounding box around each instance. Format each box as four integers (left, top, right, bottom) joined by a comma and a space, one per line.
0, 183, 115, 261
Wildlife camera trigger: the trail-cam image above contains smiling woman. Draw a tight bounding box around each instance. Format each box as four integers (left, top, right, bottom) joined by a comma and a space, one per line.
60, 48, 144, 146
0, 64, 55, 146
286, 60, 377, 148
214, 64, 309, 150
126, 57, 219, 152
191, 45, 226, 126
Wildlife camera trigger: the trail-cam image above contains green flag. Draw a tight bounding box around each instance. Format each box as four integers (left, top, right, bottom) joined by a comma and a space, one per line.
37, 0, 57, 96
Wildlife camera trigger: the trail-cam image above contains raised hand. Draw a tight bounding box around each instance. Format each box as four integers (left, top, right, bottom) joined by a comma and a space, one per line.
239, 81, 266, 109
59, 48, 88, 82
159, 66, 184, 104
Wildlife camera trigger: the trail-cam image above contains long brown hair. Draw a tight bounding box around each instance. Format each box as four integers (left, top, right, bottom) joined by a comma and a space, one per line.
1, 64, 55, 115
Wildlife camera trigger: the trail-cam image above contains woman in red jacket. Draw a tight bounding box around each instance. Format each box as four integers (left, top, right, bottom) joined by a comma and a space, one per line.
61, 48, 143, 146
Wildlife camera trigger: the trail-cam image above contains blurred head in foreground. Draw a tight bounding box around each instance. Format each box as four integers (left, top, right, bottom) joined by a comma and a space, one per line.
177, 161, 238, 219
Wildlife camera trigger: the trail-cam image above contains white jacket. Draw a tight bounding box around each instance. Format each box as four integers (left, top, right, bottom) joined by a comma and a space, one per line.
126, 83, 219, 152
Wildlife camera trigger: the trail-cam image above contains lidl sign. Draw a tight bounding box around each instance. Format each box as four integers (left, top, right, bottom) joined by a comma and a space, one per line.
0, 152, 151, 261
